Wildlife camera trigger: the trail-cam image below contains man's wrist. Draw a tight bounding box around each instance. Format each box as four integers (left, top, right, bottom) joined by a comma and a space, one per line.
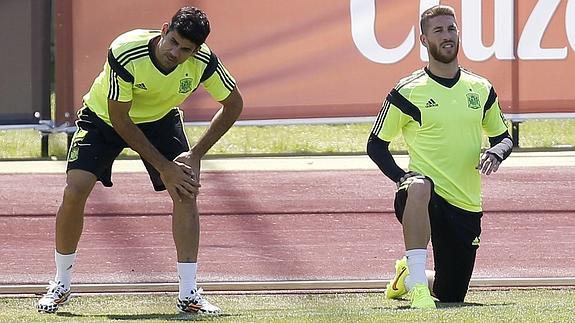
398, 171, 421, 183
485, 150, 503, 162
189, 146, 205, 158
156, 159, 174, 174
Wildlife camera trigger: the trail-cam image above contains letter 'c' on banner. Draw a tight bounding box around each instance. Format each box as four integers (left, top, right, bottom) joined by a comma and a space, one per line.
350, 0, 415, 64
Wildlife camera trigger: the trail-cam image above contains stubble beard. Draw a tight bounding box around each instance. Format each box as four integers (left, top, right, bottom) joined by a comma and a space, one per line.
429, 41, 459, 64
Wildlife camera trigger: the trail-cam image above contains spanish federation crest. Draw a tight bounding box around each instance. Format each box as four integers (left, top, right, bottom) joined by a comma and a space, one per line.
179, 78, 194, 94
68, 129, 87, 162
466, 92, 481, 110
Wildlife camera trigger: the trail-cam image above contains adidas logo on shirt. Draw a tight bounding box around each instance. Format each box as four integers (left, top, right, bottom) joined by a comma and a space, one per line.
424, 98, 439, 108
135, 83, 148, 90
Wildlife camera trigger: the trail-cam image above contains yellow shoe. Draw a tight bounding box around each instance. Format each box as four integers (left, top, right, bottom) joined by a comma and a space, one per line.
409, 283, 436, 309
385, 257, 409, 299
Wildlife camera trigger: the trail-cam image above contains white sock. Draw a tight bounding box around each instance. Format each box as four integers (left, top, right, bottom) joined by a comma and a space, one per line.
177, 262, 197, 299
405, 249, 427, 290
54, 250, 76, 289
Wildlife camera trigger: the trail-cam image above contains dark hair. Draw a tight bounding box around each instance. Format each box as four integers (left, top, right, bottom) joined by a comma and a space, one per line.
420, 5, 456, 34
168, 7, 210, 45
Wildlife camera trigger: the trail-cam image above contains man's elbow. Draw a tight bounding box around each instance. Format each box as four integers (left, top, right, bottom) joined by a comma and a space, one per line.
231, 98, 244, 114
366, 137, 374, 158
223, 89, 243, 116
225, 102, 243, 121
366, 133, 382, 160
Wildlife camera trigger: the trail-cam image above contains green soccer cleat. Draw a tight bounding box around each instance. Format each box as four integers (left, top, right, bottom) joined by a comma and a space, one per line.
385, 257, 409, 299
409, 283, 436, 309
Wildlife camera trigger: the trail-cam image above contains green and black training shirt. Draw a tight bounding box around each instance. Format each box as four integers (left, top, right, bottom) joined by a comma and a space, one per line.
83, 29, 236, 125
371, 67, 508, 212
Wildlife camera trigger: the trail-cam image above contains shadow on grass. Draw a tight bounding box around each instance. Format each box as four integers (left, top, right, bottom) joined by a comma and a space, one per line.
390, 301, 514, 310
438, 301, 514, 308
57, 312, 238, 321
372, 297, 514, 311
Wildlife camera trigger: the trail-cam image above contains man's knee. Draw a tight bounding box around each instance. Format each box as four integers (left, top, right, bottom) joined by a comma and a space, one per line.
62, 170, 97, 204
62, 183, 92, 205
432, 264, 473, 303
406, 178, 432, 202
172, 196, 198, 212
434, 288, 468, 303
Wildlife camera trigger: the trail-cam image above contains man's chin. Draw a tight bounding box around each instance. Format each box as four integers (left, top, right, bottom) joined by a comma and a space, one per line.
439, 57, 456, 64
160, 61, 177, 70
435, 51, 457, 64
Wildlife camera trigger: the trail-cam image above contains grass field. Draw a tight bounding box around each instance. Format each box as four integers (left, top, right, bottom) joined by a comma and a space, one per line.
1, 289, 573, 322
1, 119, 574, 159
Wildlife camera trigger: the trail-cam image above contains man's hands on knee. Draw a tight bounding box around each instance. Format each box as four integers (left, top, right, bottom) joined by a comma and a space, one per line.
161, 151, 202, 202
397, 171, 426, 190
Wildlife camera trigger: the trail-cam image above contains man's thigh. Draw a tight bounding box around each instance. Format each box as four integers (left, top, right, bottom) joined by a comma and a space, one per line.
67, 108, 125, 187
139, 109, 190, 191
393, 176, 434, 223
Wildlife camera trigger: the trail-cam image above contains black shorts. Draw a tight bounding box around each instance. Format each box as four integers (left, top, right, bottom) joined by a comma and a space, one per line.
394, 181, 482, 302
67, 107, 189, 191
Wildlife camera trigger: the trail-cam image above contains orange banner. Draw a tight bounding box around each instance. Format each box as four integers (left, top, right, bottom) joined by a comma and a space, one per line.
56, 0, 575, 124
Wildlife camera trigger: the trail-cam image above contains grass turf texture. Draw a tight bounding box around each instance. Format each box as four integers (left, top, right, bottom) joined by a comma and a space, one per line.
1, 289, 573, 322
0, 120, 574, 159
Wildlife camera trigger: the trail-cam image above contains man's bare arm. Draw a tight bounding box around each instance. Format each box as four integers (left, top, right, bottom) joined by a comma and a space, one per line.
175, 87, 243, 182
192, 87, 243, 157
108, 99, 198, 199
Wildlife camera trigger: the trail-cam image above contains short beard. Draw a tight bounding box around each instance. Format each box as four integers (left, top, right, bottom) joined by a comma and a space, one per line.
428, 41, 459, 64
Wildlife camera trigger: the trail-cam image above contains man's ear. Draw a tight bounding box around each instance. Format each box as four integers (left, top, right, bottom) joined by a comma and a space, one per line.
420, 34, 428, 48
161, 23, 169, 36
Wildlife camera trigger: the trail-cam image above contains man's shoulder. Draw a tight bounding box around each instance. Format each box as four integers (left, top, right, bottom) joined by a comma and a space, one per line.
460, 67, 492, 88
196, 43, 212, 55
394, 68, 428, 91
110, 29, 158, 54
189, 43, 215, 64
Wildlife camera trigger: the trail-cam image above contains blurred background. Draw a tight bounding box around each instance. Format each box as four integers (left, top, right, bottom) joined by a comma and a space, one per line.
1, 0, 574, 158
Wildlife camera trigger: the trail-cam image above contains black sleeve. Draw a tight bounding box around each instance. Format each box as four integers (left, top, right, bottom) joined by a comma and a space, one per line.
367, 133, 406, 183
487, 131, 513, 161
200, 51, 219, 82
107, 49, 134, 83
